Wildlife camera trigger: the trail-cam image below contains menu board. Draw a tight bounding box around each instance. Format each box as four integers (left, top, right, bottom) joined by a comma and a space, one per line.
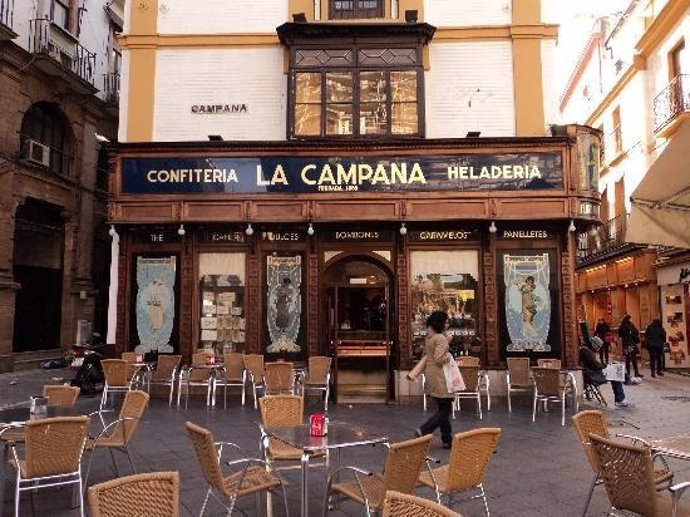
199, 274, 245, 353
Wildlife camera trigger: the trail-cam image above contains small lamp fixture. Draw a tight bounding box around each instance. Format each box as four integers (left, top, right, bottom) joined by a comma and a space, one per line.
245, 223, 254, 236
177, 224, 186, 236
465, 131, 481, 138
399, 222, 408, 236
293, 12, 307, 22
568, 219, 576, 233
207, 135, 223, 141
404, 9, 418, 22
488, 221, 497, 234
307, 222, 315, 236
108, 224, 117, 237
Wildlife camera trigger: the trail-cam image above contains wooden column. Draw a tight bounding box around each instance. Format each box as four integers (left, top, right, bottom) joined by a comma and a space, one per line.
307, 239, 319, 356
246, 239, 261, 354
179, 239, 194, 360
396, 234, 410, 370
562, 232, 578, 368
483, 236, 498, 366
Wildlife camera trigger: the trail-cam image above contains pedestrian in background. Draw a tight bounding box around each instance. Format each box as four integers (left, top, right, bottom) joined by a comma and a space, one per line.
619, 314, 642, 383
594, 317, 610, 364
645, 318, 666, 378
413, 310, 454, 449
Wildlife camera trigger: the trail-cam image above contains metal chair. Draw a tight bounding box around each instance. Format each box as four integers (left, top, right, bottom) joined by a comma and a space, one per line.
101, 358, 134, 410
322, 434, 432, 516
572, 410, 673, 516
186, 421, 289, 517
452, 365, 484, 420
456, 356, 491, 411
505, 357, 532, 413
88, 471, 180, 517
589, 433, 690, 517
418, 428, 501, 516
531, 367, 578, 426
302, 355, 332, 411
243, 353, 266, 409
264, 361, 295, 395
382, 491, 463, 517
84, 390, 150, 487
43, 384, 80, 407
8, 416, 90, 517
146, 354, 181, 406
178, 352, 216, 408
217, 352, 246, 408
121, 352, 143, 388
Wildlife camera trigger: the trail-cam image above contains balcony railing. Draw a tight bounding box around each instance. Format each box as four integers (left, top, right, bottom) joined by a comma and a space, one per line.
28, 18, 96, 86
103, 72, 120, 104
653, 74, 690, 133
0, 0, 14, 29
576, 213, 631, 265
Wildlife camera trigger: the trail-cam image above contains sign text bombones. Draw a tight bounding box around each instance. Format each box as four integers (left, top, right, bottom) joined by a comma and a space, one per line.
121, 153, 563, 194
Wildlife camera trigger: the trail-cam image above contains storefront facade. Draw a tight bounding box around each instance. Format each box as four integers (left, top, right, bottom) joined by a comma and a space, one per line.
656, 258, 690, 369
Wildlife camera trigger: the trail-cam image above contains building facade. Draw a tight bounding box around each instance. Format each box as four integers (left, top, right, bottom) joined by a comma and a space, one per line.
0, 0, 122, 371
110, 0, 600, 399
560, 0, 690, 368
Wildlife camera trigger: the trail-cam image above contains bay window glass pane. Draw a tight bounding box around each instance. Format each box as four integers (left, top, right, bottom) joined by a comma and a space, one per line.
391, 71, 417, 102
358, 0, 379, 9
334, 0, 354, 9
392, 103, 417, 134
296, 73, 321, 103
326, 104, 353, 135
360, 71, 386, 102
360, 103, 387, 135
326, 73, 353, 102
295, 104, 321, 136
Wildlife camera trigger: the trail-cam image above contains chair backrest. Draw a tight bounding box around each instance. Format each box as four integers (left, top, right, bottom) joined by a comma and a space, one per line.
243, 354, 265, 378
24, 416, 90, 478
88, 471, 180, 517
572, 410, 610, 472
101, 359, 129, 386
536, 358, 562, 369
114, 390, 149, 444
507, 357, 531, 385
42, 385, 80, 407
455, 356, 479, 367
121, 352, 136, 362
222, 352, 244, 380
307, 356, 331, 383
446, 428, 501, 490
589, 433, 659, 517
192, 351, 213, 366
152, 355, 181, 381
259, 395, 304, 427
531, 367, 564, 397
381, 434, 432, 498
457, 366, 479, 392
382, 491, 462, 517
265, 362, 294, 392
185, 422, 224, 491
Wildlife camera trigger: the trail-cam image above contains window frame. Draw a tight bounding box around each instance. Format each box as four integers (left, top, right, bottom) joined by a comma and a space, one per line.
19, 102, 73, 176
288, 45, 425, 139
668, 39, 685, 81
611, 107, 622, 155
51, 0, 71, 32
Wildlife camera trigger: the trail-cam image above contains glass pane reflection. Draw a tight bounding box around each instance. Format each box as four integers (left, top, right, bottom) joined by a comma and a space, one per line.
295, 104, 321, 136
360, 102, 387, 135
326, 73, 353, 102
326, 103, 353, 135
360, 71, 386, 102
296, 73, 321, 103
392, 103, 417, 134
391, 71, 417, 102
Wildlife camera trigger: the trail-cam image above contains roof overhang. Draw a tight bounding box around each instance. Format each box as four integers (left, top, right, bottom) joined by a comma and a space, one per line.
627, 121, 690, 248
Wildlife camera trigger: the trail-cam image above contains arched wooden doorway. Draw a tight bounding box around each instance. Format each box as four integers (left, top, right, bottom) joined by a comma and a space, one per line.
323, 254, 393, 403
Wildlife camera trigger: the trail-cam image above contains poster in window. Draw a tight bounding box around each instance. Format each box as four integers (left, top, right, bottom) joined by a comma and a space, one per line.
266, 255, 303, 354
135, 256, 176, 353
498, 251, 560, 355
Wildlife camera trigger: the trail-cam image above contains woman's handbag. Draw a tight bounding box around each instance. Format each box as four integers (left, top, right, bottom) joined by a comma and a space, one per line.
443, 357, 466, 393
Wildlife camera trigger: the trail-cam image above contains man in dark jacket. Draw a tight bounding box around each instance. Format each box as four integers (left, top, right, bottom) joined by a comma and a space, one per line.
594, 318, 611, 364
618, 314, 642, 382
645, 319, 666, 378
579, 340, 629, 407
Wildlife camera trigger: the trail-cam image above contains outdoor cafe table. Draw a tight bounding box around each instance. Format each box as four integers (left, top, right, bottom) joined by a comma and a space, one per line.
265, 421, 388, 517
0, 405, 81, 517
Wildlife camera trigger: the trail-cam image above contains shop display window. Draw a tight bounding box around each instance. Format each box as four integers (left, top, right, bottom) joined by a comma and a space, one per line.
198, 253, 246, 354
410, 251, 480, 362
660, 284, 689, 367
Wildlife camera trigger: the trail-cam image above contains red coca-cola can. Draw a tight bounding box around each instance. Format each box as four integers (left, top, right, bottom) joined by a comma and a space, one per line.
309, 413, 325, 436
205, 354, 215, 366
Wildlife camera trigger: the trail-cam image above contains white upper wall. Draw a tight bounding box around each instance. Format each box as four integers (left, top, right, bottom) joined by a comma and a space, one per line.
152, 48, 286, 141
157, 0, 287, 34
425, 40, 516, 138
542, 39, 558, 127
424, 0, 511, 27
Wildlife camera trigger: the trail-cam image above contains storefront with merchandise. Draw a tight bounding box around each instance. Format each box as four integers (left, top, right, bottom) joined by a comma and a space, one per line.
656, 260, 690, 369
108, 128, 600, 399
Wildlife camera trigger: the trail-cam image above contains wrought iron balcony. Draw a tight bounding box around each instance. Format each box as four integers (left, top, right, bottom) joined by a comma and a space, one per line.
103, 72, 120, 104
28, 18, 96, 87
576, 213, 639, 267
653, 74, 690, 133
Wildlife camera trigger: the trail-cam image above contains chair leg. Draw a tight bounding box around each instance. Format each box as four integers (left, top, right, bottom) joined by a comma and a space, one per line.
324, 386, 329, 412
168, 381, 174, 406
125, 447, 136, 474
477, 393, 483, 420
507, 388, 512, 413
199, 486, 212, 517
561, 392, 566, 427
78, 476, 85, 517
452, 395, 457, 420
582, 474, 598, 517
532, 391, 538, 422
14, 476, 20, 517
479, 483, 490, 516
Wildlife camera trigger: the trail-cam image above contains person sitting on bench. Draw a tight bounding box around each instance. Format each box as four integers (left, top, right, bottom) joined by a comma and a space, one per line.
579, 338, 630, 408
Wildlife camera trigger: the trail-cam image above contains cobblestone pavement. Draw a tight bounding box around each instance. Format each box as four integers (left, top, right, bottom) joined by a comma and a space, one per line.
1, 366, 689, 516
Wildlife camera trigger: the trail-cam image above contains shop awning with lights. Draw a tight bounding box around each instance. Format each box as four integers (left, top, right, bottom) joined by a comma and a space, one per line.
627, 121, 690, 249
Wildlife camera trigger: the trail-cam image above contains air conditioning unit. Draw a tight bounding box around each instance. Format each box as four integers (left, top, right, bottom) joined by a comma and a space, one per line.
26, 139, 50, 167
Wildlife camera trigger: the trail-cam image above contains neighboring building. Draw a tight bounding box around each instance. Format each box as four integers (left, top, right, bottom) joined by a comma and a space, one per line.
0, 0, 121, 371
109, 0, 600, 400
560, 0, 690, 368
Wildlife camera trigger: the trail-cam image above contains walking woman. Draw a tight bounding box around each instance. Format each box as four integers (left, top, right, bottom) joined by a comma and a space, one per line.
645, 319, 666, 378
414, 310, 454, 449
618, 314, 642, 383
